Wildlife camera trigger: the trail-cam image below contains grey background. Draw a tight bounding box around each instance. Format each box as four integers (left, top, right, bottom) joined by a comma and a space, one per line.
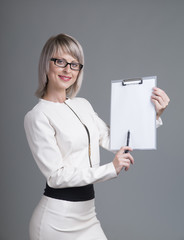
0, 0, 184, 239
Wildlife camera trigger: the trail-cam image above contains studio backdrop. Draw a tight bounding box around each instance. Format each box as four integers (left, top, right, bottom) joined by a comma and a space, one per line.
0, 0, 184, 239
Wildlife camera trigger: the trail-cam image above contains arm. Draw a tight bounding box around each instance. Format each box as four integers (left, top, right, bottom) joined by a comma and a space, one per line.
92, 111, 111, 150
24, 110, 117, 188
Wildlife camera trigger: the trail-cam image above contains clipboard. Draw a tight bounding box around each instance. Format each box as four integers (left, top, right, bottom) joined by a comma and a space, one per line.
110, 76, 157, 151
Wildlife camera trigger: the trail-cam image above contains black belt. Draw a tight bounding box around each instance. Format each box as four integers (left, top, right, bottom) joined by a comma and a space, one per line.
44, 183, 95, 202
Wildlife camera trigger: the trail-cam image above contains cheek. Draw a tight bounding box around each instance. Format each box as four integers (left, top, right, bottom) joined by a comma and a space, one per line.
47, 71, 55, 81
73, 72, 79, 81
47, 67, 59, 80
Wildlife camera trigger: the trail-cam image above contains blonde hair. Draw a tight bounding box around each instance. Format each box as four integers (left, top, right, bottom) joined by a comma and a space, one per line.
35, 33, 84, 98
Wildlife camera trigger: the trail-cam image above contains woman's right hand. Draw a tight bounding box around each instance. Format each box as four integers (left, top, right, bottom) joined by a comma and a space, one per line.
113, 146, 134, 175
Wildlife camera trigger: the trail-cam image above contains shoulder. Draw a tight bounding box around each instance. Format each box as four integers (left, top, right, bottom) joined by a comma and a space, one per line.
24, 102, 47, 127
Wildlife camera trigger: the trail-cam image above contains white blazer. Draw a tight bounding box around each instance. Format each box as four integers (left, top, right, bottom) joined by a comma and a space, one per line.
24, 97, 162, 189
24, 98, 118, 188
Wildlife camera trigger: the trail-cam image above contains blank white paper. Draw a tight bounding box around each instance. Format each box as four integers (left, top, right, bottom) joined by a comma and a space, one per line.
110, 76, 157, 151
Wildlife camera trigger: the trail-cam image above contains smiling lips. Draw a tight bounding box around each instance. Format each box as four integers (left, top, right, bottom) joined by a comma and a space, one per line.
58, 75, 72, 82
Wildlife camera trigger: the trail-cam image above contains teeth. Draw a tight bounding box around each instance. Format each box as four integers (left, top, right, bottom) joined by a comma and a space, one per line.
59, 75, 70, 80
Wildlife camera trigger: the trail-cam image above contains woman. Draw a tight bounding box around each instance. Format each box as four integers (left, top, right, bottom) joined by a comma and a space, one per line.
24, 33, 170, 240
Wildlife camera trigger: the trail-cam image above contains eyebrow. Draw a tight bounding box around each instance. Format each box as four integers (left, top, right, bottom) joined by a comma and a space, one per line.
55, 57, 79, 63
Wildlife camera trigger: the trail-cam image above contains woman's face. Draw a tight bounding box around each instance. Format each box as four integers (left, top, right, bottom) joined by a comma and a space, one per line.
47, 52, 79, 95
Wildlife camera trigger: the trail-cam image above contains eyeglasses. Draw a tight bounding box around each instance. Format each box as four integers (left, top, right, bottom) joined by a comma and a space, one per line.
50, 58, 83, 71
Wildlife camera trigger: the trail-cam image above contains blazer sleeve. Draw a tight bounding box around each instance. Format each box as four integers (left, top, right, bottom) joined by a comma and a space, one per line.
156, 117, 163, 128
92, 111, 111, 150
24, 110, 117, 188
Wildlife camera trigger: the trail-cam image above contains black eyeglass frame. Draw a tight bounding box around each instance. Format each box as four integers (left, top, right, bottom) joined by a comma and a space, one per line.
50, 58, 83, 71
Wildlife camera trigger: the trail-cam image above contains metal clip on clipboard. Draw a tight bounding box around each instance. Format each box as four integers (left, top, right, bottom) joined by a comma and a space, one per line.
122, 78, 143, 86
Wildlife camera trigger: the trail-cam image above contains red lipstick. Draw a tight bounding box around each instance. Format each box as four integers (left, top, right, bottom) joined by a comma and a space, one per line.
58, 75, 72, 82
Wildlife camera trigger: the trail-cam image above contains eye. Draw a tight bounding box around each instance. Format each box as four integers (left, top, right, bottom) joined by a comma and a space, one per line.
71, 62, 79, 68
72, 63, 78, 67
56, 59, 66, 66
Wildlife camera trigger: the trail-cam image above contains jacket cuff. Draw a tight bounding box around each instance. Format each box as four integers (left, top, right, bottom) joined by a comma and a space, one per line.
156, 117, 163, 128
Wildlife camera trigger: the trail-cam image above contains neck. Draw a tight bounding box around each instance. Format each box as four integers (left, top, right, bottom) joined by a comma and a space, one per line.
43, 90, 67, 103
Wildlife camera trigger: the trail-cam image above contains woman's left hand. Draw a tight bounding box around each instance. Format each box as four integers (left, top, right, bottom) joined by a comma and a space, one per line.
151, 87, 170, 120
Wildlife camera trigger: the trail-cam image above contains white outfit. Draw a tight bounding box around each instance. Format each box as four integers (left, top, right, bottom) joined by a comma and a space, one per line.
24, 98, 117, 240
24, 97, 162, 240
29, 196, 107, 240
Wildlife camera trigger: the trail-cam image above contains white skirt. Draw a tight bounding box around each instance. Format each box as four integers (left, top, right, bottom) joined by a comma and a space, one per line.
29, 196, 108, 240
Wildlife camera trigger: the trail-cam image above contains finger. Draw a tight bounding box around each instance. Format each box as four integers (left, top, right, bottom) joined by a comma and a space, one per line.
118, 146, 133, 155
152, 90, 166, 103
116, 156, 130, 163
129, 154, 134, 165
118, 159, 133, 173
152, 95, 169, 112
117, 159, 130, 170
122, 146, 133, 152
123, 153, 134, 165
151, 95, 166, 108
124, 162, 130, 171
124, 162, 131, 171
151, 98, 160, 109
151, 98, 163, 112
116, 150, 133, 162
153, 88, 170, 103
